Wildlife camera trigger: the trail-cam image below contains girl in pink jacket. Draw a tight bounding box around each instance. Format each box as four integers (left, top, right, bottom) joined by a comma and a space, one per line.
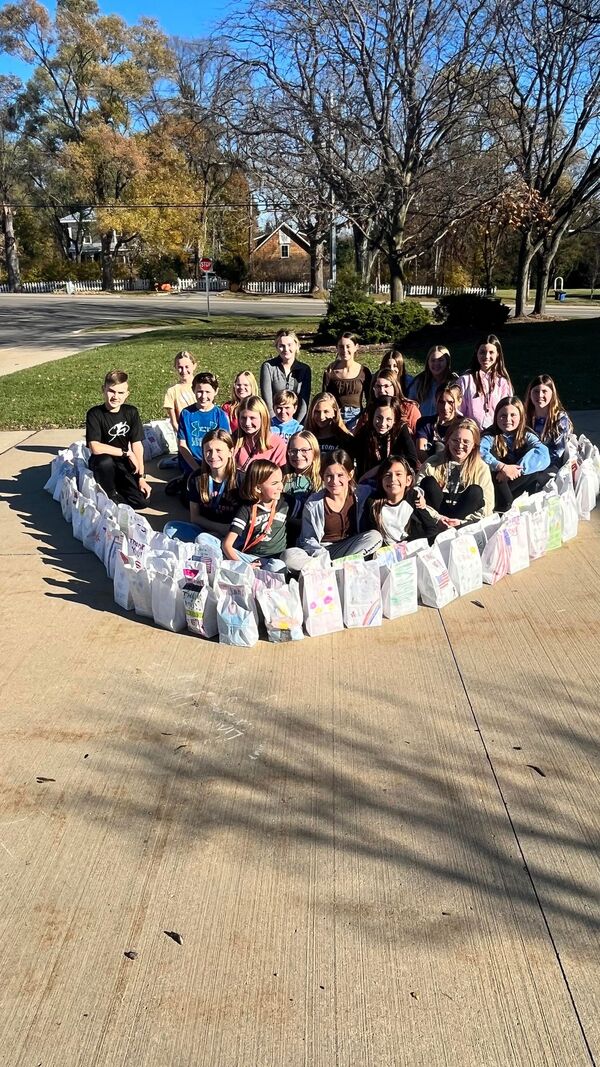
458, 335, 512, 430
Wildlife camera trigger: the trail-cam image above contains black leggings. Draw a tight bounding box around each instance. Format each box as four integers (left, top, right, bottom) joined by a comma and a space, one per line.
420, 476, 484, 519
90, 455, 148, 509
492, 470, 550, 513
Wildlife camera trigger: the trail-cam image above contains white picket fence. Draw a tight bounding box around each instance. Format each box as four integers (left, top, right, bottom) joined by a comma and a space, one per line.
0, 277, 497, 297
373, 282, 497, 297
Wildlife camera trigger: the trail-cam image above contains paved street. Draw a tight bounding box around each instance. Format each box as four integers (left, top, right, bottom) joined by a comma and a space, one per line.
0, 292, 327, 376
0, 291, 598, 377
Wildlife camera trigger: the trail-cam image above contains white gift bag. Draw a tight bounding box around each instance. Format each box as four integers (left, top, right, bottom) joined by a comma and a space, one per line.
560, 488, 579, 542
194, 533, 224, 582
555, 462, 574, 496
49, 456, 74, 499
130, 563, 155, 618
416, 547, 457, 608
525, 509, 548, 560
433, 528, 457, 568
214, 560, 255, 595
151, 573, 186, 632
256, 580, 304, 642
301, 567, 344, 637
182, 578, 218, 638
503, 512, 530, 575
574, 459, 597, 520
80, 471, 98, 507
45, 454, 61, 495
59, 475, 76, 523
71, 491, 86, 541
546, 496, 563, 550
113, 549, 135, 610
142, 421, 168, 461
217, 589, 259, 647
375, 542, 408, 570
404, 538, 429, 558
127, 513, 152, 564
117, 502, 134, 534
381, 557, 418, 619
104, 523, 124, 578
447, 534, 483, 596
341, 559, 382, 628
481, 527, 510, 585
81, 503, 101, 554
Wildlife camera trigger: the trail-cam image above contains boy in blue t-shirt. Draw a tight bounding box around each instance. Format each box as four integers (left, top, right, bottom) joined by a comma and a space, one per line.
177, 372, 230, 475
270, 389, 303, 442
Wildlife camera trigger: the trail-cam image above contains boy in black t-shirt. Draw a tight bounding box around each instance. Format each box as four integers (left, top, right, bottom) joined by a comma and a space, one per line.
85, 370, 151, 508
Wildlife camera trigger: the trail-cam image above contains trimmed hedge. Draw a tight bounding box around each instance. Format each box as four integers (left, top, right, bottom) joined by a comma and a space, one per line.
318, 295, 430, 344
434, 293, 510, 331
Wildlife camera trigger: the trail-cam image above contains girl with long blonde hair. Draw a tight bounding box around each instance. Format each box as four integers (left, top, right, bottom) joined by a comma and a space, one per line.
233, 395, 287, 473
480, 397, 551, 511
417, 417, 494, 527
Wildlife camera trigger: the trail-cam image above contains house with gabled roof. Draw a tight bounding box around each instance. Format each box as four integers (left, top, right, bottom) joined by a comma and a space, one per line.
249, 222, 311, 282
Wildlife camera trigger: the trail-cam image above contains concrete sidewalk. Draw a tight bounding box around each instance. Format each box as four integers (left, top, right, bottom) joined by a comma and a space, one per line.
1, 432, 599, 1065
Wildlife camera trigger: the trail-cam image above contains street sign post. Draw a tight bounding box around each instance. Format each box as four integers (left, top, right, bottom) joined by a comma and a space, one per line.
200, 257, 213, 319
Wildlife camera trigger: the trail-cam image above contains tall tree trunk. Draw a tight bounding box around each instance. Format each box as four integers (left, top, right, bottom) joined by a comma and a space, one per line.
2, 203, 21, 292
310, 237, 325, 292
515, 231, 536, 317
101, 232, 115, 291
352, 222, 369, 284
533, 257, 552, 315
388, 249, 406, 302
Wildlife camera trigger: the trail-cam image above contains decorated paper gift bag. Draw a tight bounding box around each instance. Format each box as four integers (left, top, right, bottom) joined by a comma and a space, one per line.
481, 527, 510, 585
525, 508, 548, 560
130, 562, 155, 619
546, 495, 563, 550
341, 559, 382, 629
560, 488, 579, 542
301, 567, 344, 637
113, 549, 135, 610
447, 534, 483, 596
256, 580, 304, 642
416, 547, 457, 608
574, 459, 597, 520
182, 582, 218, 638
381, 557, 418, 619
217, 589, 259, 647
503, 512, 530, 575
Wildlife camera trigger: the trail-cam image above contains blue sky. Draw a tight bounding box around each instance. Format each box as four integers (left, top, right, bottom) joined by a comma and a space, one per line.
0, 0, 230, 79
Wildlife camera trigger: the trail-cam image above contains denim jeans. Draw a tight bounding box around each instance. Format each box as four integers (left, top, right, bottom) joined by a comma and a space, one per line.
340, 405, 362, 431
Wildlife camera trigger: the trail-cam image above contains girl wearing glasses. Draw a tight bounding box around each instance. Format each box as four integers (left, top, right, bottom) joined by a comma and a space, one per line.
283, 431, 323, 544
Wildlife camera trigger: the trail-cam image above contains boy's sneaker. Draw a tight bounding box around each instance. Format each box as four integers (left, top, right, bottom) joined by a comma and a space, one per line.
158, 455, 180, 470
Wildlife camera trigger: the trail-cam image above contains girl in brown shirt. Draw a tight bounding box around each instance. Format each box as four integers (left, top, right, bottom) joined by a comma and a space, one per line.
322, 333, 372, 431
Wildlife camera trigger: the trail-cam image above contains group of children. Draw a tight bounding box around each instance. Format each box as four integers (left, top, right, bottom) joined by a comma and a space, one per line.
85, 328, 573, 575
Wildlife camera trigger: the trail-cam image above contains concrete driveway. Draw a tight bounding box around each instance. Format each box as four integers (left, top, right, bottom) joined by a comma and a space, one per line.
1, 430, 599, 1065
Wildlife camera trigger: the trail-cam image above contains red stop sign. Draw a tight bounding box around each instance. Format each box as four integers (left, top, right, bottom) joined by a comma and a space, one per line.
200, 257, 213, 272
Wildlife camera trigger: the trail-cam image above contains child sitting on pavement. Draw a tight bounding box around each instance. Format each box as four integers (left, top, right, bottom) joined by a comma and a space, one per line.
85, 370, 151, 509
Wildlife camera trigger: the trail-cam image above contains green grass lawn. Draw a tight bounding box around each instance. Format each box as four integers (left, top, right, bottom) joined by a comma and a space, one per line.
1, 313, 598, 430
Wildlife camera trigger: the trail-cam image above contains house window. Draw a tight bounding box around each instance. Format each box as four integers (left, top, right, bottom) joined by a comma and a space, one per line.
280, 245, 289, 258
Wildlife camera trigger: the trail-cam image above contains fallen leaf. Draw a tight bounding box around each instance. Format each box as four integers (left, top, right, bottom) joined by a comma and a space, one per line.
410, 991, 419, 1000
513, 746, 522, 751
471, 600, 485, 609
164, 930, 183, 945
84, 754, 89, 759
124, 950, 138, 960
174, 744, 187, 752
527, 764, 546, 777
36, 776, 56, 783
